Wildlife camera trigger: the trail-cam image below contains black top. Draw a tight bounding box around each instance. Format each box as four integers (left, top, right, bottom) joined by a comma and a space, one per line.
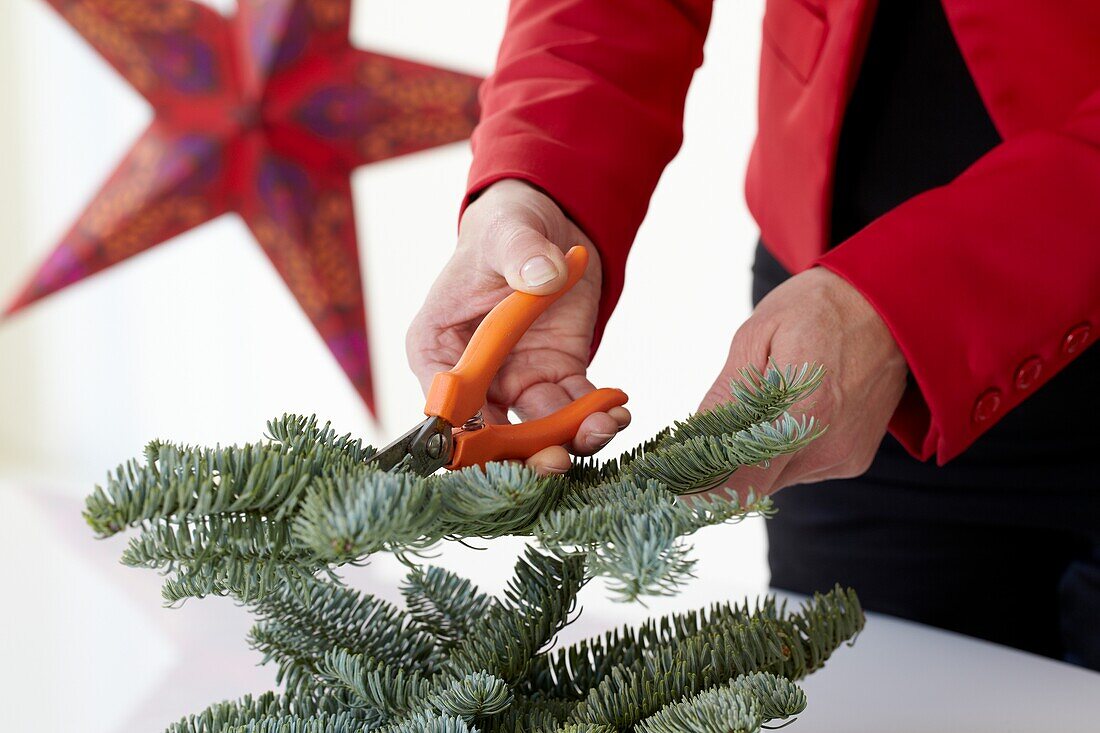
829, 0, 1001, 245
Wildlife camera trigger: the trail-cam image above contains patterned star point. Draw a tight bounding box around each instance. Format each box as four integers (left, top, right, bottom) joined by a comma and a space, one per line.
7, 0, 483, 416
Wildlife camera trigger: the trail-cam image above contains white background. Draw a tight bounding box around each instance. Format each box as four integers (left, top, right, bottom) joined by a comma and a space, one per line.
0, 1, 769, 731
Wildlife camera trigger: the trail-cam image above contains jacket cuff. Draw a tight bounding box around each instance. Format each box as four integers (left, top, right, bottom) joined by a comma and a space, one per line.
817, 129, 1100, 464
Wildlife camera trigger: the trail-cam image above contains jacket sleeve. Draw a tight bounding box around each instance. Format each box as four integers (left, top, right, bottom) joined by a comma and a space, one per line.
818, 87, 1100, 464
464, 0, 714, 351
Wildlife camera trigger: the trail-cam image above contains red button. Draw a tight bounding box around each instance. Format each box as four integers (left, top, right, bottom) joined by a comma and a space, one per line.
1014, 357, 1043, 391
972, 389, 1002, 424
1062, 323, 1091, 356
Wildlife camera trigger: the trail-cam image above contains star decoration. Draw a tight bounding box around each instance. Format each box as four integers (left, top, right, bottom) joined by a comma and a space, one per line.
5, 0, 483, 416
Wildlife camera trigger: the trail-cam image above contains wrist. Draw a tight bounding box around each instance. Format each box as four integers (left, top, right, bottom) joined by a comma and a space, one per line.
462, 179, 600, 267
464, 179, 550, 225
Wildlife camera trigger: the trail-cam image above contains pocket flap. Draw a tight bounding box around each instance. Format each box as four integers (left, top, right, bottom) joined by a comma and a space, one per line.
763, 0, 829, 83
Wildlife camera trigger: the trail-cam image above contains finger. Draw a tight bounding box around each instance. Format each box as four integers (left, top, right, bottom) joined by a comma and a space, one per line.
478, 403, 572, 475
511, 378, 624, 456
493, 226, 570, 295
525, 445, 572, 475
407, 311, 475, 397
771, 448, 848, 489
480, 402, 511, 426
571, 411, 621, 456
770, 457, 821, 491
468, 403, 573, 476
511, 381, 573, 423
608, 406, 632, 431
510, 381, 612, 453
559, 375, 628, 453
406, 319, 447, 395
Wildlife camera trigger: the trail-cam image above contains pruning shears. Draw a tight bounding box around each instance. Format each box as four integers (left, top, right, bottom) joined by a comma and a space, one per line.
367, 246, 629, 475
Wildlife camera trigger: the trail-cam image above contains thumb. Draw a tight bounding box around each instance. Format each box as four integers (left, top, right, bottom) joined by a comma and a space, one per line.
494, 227, 569, 295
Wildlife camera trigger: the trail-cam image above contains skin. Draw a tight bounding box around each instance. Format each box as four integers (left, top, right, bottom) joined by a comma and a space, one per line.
407, 179, 630, 474
408, 179, 909, 493
699, 263, 909, 498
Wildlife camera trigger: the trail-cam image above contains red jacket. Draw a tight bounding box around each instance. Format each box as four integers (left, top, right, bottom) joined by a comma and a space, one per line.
465, 0, 1100, 464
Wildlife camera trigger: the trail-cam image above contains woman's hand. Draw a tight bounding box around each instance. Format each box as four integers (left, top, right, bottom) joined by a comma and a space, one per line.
406, 179, 630, 474
701, 267, 909, 497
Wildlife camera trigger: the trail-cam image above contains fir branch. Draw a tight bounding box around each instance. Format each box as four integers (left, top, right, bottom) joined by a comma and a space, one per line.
669, 362, 824, 444
541, 478, 674, 535
86, 437, 352, 538
678, 489, 775, 533
564, 430, 673, 489
479, 694, 575, 733
633, 672, 806, 733
584, 505, 698, 601
563, 619, 785, 729
87, 362, 862, 733
401, 567, 495, 652
228, 710, 380, 733
121, 514, 303, 570
562, 587, 862, 729
166, 691, 380, 733
317, 653, 513, 721
91, 362, 818, 600
520, 596, 782, 700
371, 711, 479, 733
249, 579, 440, 688
265, 414, 376, 466
161, 553, 320, 605
430, 671, 513, 719
555, 475, 675, 514
318, 648, 433, 716
770, 586, 865, 681
166, 692, 288, 733
633, 682, 761, 733
624, 413, 821, 494
535, 480, 772, 601
121, 514, 323, 604
727, 671, 807, 722
563, 362, 823, 496
86, 415, 372, 538
445, 548, 586, 684
431, 463, 566, 537
292, 467, 440, 563
248, 624, 336, 702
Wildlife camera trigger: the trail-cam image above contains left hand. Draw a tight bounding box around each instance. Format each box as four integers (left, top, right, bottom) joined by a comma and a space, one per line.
700, 267, 909, 498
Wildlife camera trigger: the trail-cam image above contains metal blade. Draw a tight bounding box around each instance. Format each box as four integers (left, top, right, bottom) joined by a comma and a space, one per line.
366, 415, 453, 475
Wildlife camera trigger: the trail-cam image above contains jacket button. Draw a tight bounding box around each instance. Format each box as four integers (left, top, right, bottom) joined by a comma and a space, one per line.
1013, 357, 1043, 391
1062, 323, 1091, 356
972, 389, 1002, 424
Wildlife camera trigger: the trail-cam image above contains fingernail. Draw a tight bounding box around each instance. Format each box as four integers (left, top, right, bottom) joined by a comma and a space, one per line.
520, 255, 558, 287
587, 432, 614, 450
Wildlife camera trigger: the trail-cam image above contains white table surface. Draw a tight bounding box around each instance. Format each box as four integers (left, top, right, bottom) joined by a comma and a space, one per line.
785, 598, 1100, 732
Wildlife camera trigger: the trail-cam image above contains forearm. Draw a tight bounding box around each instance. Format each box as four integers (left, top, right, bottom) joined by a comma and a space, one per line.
466, 0, 714, 350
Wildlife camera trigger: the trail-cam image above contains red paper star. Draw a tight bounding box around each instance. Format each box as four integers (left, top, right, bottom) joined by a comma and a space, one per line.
6, 0, 482, 417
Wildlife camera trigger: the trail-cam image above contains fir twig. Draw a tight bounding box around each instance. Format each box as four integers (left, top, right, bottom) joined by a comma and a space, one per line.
86, 363, 859, 733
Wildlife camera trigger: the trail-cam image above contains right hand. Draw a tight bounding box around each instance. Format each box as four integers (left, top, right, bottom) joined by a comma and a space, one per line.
406, 179, 631, 474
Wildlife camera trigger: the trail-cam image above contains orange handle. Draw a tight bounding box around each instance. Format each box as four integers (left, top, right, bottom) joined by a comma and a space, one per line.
447, 388, 629, 469
424, 245, 590, 425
